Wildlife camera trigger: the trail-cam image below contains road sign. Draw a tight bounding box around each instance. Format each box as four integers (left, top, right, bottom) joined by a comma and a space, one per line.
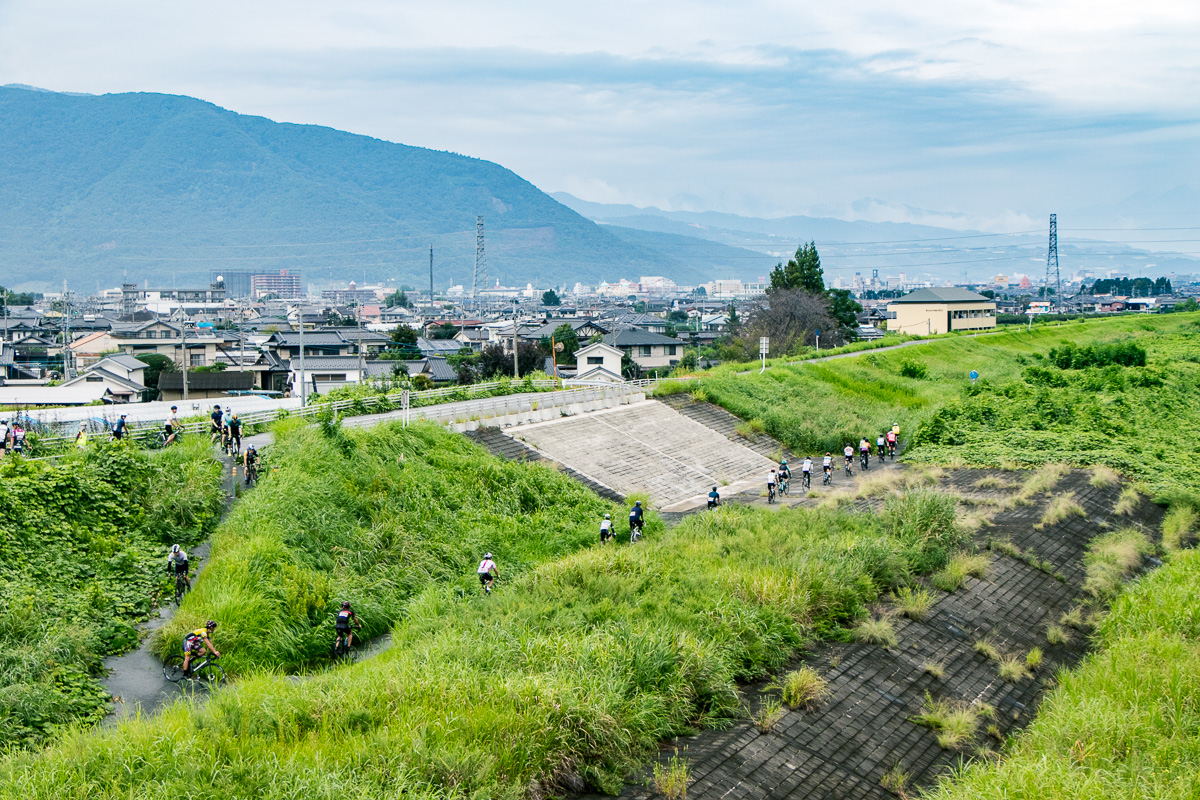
969, 370, 979, 381
759, 337, 769, 355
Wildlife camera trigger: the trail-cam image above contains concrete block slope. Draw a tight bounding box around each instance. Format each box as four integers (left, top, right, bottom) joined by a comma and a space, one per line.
509, 400, 776, 507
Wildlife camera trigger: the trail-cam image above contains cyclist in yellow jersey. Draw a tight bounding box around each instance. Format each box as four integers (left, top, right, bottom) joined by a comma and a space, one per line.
182, 620, 220, 676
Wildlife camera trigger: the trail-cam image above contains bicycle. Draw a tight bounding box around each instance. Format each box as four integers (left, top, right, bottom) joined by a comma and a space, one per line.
162, 653, 224, 688
767, 483, 776, 504
801, 471, 811, 490
860, 450, 870, 471
333, 625, 364, 661
844, 458, 854, 477
173, 571, 190, 605
778, 475, 790, 497
888, 441, 897, 459
244, 462, 259, 487
823, 466, 832, 485
630, 519, 644, 543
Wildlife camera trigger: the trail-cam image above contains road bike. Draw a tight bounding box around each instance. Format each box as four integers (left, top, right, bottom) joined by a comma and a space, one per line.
778, 475, 790, 497
173, 571, 190, 605
333, 625, 364, 661
630, 519, 644, 543
860, 450, 870, 471
767, 484, 776, 504
244, 461, 259, 487
888, 441, 897, 459
844, 458, 854, 477
162, 653, 224, 688
801, 471, 811, 490
823, 466, 832, 485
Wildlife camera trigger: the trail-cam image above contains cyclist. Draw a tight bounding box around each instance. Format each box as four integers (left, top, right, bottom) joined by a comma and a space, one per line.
822, 452, 833, 484
767, 468, 777, 503
629, 501, 645, 540
843, 443, 854, 476
0, 420, 8, 455
778, 458, 791, 482
886, 427, 898, 458
182, 620, 220, 677
10, 422, 25, 455
166, 544, 190, 592
164, 405, 180, 445
209, 405, 224, 445
600, 513, 614, 543
334, 601, 362, 651
111, 414, 128, 441
707, 486, 721, 509
75, 422, 88, 449
859, 437, 871, 470
801, 456, 813, 488
876, 432, 887, 461
243, 445, 260, 485
477, 553, 499, 594
227, 413, 243, 454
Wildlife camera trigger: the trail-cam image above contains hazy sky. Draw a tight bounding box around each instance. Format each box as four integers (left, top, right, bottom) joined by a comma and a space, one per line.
1, 0, 1198, 232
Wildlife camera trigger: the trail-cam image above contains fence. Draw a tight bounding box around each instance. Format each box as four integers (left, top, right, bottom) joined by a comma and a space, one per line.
34, 378, 561, 449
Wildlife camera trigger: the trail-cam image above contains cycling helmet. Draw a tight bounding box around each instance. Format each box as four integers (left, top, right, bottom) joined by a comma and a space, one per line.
205, 620, 217, 630
248, 445, 256, 451
171, 544, 180, 553
341, 601, 351, 609
484, 552, 493, 559
712, 486, 718, 492
634, 500, 641, 506
604, 513, 610, 519
781, 459, 787, 464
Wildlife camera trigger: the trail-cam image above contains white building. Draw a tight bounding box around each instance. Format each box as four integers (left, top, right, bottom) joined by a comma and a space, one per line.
573, 342, 625, 382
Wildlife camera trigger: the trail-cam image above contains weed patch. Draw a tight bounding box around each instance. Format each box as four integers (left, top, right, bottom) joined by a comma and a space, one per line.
852, 616, 898, 648
778, 667, 829, 710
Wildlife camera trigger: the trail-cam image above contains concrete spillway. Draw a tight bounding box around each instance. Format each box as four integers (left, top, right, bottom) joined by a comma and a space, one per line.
507, 399, 776, 509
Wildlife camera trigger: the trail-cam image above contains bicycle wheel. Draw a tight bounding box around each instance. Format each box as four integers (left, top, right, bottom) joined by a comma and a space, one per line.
193, 662, 225, 689
163, 654, 186, 683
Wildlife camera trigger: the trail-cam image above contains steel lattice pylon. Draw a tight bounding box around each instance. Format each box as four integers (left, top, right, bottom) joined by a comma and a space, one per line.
1045, 214, 1060, 307
471, 216, 488, 308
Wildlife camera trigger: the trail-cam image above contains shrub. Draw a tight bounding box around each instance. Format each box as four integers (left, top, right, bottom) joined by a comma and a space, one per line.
852, 616, 898, 648
899, 359, 929, 379
779, 667, 830, 710
913, 694, 983, 750
932, 552, 990, 591
892, 586, 936, 620
1046, 624, 1071, 646
652, 750, 690, 800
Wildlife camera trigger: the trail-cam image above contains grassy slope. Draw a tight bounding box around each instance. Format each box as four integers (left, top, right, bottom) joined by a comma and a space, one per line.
0, 495, 963, 798
0, 438, 222, 751
157, 418, 615, 673
926, 548, 1200, 800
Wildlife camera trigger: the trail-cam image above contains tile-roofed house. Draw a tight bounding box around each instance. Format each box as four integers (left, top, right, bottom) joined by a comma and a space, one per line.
158, 370, 256, 401
600, 329, 684, 372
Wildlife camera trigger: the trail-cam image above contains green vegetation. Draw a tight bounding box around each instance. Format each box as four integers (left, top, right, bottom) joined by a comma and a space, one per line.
931, 552, 990, 592
753, 697, 787, 733
778, 666, 829, 710
912, 694, 988, 751
926, 549, 1200, 800
0, 439, 221, 751
1082, 528, 1153, 600
891, 585, 936, 620
851, 616, 898, 648
0, 489, 965, 797
651, 750, 690, 800
156, 418, 613, 673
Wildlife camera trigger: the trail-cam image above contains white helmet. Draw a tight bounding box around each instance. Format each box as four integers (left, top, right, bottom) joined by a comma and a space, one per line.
604, 513, 610, 519
484, 552, 492, 559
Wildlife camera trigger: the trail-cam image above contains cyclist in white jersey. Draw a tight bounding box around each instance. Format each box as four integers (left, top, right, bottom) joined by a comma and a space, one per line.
600, 513, 613, 543
477, 554, 499, 594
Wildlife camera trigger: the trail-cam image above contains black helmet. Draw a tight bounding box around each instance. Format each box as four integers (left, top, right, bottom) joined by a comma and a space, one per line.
341, 601, 351, 609
205, 620, 217, 630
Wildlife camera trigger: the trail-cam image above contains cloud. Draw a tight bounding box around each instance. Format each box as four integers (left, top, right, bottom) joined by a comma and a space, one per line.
0, 0, 1197, 226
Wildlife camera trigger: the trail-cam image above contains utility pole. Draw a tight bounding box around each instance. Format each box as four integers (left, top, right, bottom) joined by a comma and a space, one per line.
297, 303, 307, 407
429, 244, 434, 320
238, 303, 245, 373
62, 280, 73, 378
180, 309, 189, 401
356, 303, 364, 386
512, 299, 519, 378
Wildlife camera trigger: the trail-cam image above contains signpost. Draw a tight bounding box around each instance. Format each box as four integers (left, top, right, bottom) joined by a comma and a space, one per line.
759, 336, 769, 374
969, 370, 979, 384
815, 328, 820, 354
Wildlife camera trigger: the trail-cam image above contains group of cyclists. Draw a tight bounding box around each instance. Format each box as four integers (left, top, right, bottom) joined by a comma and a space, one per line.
0, 419, 29, 456
761, 424, 900, 499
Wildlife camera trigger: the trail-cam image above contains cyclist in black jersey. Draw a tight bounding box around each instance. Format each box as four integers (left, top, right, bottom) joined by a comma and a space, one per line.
334, 601, 361, 651
210, 405, 224, 444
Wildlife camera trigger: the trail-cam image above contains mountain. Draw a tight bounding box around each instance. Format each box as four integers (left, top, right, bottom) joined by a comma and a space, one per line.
0, 87, 767, 293
555, 194, 1200, 285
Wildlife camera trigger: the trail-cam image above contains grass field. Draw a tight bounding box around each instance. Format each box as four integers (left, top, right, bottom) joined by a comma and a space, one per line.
155, 417, 618, 674
0, 438, 222, 751
0, 492, 964, 798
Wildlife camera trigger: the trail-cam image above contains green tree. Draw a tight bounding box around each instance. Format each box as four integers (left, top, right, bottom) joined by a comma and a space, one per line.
666, 309, 689, 323
727, 304, 741, 334
633, 300, 647, 313
769, 241, 824, 293
135, 353, 177, 391
384, 290, 411, 308
1174, 298, 1199, 312
430, 322, 458, 340
549, 323, 579, 364
390, 324, 419, 346
826, 288, 862, 330
542, 289, 561, 306
0, 286, 38, 305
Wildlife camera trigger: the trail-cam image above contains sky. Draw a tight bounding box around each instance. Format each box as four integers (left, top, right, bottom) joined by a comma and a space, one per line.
1, 0, 1198, 235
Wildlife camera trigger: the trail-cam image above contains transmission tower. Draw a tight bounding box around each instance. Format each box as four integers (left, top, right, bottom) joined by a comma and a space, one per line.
1045, 213, 1060, 308
471, 216, 488, 311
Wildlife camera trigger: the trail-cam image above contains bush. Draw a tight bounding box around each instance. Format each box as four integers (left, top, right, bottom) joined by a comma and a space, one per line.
899, 359, 929, 379
779, 667, 830, 710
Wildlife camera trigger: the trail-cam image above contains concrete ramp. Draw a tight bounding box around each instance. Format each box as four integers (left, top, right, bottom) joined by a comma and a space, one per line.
509, 400, 775, 508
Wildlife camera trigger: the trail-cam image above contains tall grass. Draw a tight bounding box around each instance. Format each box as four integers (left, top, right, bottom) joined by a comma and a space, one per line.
156, 418, 617, 673
0, 437, 222, 750
0, 492, 968, 797
925, 548, 1200, 800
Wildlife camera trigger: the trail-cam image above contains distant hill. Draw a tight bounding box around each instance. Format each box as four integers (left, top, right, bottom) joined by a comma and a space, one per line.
0, 87, 768, 293
554, 193, 1200, 285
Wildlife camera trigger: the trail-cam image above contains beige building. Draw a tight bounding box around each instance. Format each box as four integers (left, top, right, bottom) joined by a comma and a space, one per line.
887, 288, 996, 335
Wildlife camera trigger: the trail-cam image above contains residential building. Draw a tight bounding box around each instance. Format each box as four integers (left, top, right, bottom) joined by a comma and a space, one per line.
158, 370, 256, 401
250, 270, 303, 299
59, 355, 149, 403
886, 288, 997, 335
573, 342, 625, 382
600, 329, 684, 371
